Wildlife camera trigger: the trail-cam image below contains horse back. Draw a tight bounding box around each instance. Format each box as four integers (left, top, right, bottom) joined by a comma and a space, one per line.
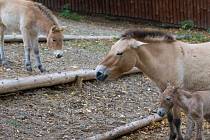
0, 0, 37, 31
180, 42, 210, 90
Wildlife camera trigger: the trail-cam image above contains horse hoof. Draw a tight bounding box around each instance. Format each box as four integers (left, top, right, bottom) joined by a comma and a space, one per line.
54, 50, 63, 58
177, 137, 183, 140
38, 65, 46, 73
184, 137, 190, 140
2, 61, 11, 69
26, 66, 32, 72
169, 133, 176, 140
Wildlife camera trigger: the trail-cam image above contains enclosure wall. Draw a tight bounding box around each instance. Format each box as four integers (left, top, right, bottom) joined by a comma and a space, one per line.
35, 0, 210, 29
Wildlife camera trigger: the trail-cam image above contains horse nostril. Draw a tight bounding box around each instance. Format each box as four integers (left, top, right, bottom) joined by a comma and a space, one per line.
54, 50, 64, 58
56, 53, 63, 58
96, 71, 103, 77
157, 110, 165, 117
96, 71, 108, 81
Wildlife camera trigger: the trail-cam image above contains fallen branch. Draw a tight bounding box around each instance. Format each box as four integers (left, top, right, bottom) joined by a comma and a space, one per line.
0, 67, 140, 95
4, 35, 118, 43
87, 114, 165, 140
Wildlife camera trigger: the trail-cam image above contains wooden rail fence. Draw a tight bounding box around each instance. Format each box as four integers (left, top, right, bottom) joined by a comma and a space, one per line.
35, 0, 210, 29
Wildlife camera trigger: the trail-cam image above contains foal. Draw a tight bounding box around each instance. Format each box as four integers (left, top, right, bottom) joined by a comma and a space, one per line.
158, 85, 210, 140
0, 0, 64, 72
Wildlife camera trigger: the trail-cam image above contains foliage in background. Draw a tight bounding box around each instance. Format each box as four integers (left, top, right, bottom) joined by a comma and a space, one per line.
180, 20, 194, 30
59, 5, 82, 21
176, 29, 210, 43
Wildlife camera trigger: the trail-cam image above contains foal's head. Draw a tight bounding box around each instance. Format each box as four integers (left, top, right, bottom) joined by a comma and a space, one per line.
47, 25, 64, 58
157, 85, 177, 117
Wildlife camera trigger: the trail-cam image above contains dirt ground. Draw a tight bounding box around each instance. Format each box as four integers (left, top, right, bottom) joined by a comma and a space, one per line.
0, 16, 210, 140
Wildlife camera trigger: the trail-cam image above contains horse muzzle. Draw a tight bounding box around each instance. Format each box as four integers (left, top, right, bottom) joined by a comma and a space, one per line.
157, 108, 167, 117
95, 65, 110, 81
54, 50, 64, 58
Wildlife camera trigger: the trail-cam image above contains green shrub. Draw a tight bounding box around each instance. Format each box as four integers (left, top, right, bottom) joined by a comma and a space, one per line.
207, 28, 210, 34
180, 20, 194, 30
59, 6, 82, 21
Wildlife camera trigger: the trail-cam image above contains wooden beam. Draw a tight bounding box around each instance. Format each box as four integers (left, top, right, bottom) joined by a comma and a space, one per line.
87, 114, 165, 140
0, 68, 140, 94
4, 35, 118, 43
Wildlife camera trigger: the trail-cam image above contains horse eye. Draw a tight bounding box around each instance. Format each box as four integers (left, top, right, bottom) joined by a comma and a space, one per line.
116, 52, 123, 56
52, 39, 56, 42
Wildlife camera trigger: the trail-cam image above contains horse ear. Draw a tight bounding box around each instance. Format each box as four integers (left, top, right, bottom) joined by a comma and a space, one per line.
52, 25, 63, 32
51, 25, 57, 32
131, 40, 147, 48
60, 26, 67, 31
167, 81, 172, 87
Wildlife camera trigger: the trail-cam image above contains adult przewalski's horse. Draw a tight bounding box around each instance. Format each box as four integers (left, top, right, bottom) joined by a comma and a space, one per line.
0, 0, 64, 72
96, 30, 210, 140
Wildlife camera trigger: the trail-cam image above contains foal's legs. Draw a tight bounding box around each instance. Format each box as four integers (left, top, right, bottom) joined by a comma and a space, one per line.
195, 118, 204, 140
21, 27, 45, 72
172, 106, 183, 140
167, 112, 177, 140
0, 24, 8, 66
21, 29, 33, 71
167, 107, 183, 140
31, 37, 45, 72
184, 116, 194, 140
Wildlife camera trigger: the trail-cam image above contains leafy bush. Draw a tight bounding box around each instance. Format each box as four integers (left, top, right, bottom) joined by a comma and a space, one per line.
59, 6, 82, 21
180, 20, 194, 30
207, 28, 210, 34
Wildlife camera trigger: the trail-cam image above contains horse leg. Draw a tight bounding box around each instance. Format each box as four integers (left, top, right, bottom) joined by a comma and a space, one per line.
172, 106, 183, 140
195, 118, 204, 140
21, 29, 33, 71
31, 37, 45, 72
167, 111, 177, 140
0, 24, 8, 67
184, 115, 194, 140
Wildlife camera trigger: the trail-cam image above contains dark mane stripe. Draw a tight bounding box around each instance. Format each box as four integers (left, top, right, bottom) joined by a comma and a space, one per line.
121, 30, 176, 42
34, 2, 59, 26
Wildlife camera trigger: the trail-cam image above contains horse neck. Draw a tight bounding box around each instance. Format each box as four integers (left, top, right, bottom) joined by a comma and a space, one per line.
135, 41, 179, 90
35, 10, 58, 35
173, 90, 192, 111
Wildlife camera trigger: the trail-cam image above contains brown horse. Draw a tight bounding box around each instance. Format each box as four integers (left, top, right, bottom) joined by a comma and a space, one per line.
0, 0, 64, 72
96, 29, 210, 140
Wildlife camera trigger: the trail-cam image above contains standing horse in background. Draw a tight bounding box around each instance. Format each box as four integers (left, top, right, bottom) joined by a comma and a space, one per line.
96, 29, 210, 140
0, 0, 64, 72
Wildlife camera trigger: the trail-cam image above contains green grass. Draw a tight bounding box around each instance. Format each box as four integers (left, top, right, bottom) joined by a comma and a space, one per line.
176, 29, 210, 43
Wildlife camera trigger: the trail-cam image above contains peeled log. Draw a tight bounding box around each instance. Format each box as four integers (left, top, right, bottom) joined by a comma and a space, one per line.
3, 34, 192, 43
0, 68, 140, 95
87, 114, 165, 140
4, 35, 118, 43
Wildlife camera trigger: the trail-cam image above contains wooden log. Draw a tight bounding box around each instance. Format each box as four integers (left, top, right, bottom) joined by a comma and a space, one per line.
87, 114, 165, 140
0, 67, 140, 94
4, 35, 118, 43
3, 34, 193, 43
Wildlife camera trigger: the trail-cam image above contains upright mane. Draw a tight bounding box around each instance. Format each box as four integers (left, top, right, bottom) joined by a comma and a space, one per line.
33, 2, 59, 26
121, 29, 176, 42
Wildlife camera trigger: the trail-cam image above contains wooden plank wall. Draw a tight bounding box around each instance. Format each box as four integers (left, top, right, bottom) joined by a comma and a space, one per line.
35, 0, 210, 29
